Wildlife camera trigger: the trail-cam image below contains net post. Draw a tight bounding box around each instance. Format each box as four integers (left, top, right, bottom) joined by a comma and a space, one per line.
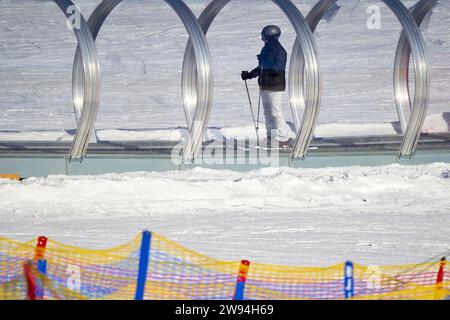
435, 257, 447, 300
33, 236, 48, 300
23, 261, 37, 300
135, 230, 152, 300
36, 259, 47, 300
34, 236, 48, 261
233, 260, 250, 300
344, 261, 354, 299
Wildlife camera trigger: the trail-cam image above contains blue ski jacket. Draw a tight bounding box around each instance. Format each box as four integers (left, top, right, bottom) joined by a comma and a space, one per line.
248, 39, 287, 92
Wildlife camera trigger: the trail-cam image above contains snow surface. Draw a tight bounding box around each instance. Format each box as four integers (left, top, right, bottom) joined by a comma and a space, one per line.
3, 113, 450, 141
2, 113, 450, 141
0, 164, 449, 266
1, 0, 450, 133
0, 121, 400, 141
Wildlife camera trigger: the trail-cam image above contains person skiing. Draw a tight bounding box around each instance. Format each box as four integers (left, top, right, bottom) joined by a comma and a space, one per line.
241, 25, 291, 147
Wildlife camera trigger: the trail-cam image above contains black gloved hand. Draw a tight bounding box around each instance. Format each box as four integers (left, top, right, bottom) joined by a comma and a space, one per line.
241, 71, 251, 81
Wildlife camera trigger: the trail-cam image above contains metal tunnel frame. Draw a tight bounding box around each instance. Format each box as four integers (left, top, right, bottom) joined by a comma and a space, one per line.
384, 0, 430, 158
394, 0, 437, 156
53, 0, 101, 161
289, 0, 336, 159
13, 0, 436, 162
181, 0, 320, 160
289, 0, 431, 159
72, 0, 213, 163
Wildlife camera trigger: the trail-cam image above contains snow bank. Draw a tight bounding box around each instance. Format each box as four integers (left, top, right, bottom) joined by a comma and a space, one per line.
3, 113, 450, 142
0, 163, 449, 266
1, 164, 448, 215
0, 121, 401, 142
1, 0, 449, 131
0, 130, 73, 141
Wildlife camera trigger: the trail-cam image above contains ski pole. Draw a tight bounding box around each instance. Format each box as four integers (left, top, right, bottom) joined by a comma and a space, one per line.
256, 65, 264, 131
244, 80, 259, 140
256, 89, 262, 130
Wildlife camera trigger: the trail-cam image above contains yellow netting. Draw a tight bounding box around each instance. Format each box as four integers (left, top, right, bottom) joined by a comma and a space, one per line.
351, 263, 450, 300
0, 237, 34, 300
147, 233, 240, 300
33, 235, 142, 300
0, 232, 448, 300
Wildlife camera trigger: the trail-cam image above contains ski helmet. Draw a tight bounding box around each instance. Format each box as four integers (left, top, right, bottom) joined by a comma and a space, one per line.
261, 25, 281, 41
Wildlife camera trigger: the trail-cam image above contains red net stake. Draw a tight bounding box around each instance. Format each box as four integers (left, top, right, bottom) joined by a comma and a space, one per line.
24, 261, 36, 300
436, 257, 446, 286
435, 257, 447, 300
34, 236, 48, 261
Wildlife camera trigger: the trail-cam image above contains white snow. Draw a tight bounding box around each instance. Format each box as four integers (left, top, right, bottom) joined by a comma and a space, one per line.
2, 115, 449, 142
0, 121, 399, 142
1, 0, 450, 132
314, 122, 398, 137
0, 164, 449, 266
422, 113, 450, 134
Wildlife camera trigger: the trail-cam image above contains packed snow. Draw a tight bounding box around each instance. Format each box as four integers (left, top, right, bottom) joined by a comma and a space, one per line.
0, 121, 400, 141
1, 0, 450, 133
0, 164, 449, 266
0, 113, 448, 142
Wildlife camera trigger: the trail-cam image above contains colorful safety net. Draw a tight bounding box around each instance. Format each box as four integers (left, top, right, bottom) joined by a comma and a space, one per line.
0, 231, 448, 300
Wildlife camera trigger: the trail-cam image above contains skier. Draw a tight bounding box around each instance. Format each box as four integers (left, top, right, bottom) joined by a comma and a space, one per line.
241, 25, 291, 147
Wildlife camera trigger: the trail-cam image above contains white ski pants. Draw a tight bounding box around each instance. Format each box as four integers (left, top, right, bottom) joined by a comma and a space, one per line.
261, 90, 290, 142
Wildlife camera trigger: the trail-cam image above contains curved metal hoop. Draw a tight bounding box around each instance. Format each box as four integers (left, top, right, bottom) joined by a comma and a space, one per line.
289, 0, 337, 133
181, 0, 320, 160
394, 0, 437, 156
65, 0, 430, 161
289, 0, 337, 159
73, 0, 213, 162
53, 0, 101, 160
290, 0, 431, 159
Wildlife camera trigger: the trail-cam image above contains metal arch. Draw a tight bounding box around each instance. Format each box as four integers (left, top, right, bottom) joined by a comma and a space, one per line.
72, 0, 121, 126
73, 0, 213, 163
394, 0, 437, 152
290, 0, 431, 159
289, 0, 338, 159
53, 0, 101, 160
181, 0, 320, 160
385, 0, 431, 158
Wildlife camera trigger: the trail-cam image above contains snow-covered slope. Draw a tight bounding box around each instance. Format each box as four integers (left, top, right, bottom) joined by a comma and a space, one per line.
1, 0, 449, 132
0, 164, 449, 266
